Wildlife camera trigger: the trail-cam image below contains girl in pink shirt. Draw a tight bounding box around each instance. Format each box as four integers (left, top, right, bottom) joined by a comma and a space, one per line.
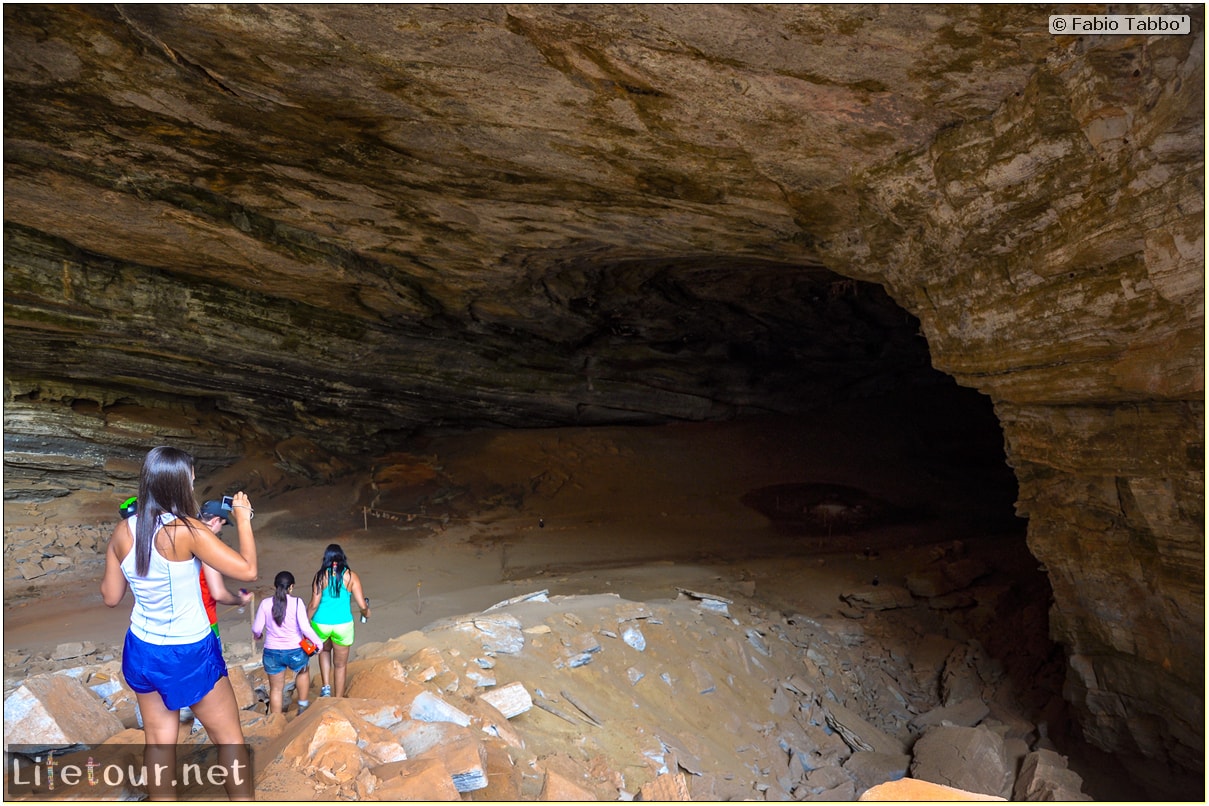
253, 571, 323, 715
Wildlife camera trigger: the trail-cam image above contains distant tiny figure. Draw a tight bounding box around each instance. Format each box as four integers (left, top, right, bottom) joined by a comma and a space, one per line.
538, 518, 545, 528
872, 575, 880, 586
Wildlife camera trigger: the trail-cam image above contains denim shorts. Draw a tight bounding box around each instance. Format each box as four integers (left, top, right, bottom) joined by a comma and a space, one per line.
263, 646, 310, 675
122, 629, 227, 711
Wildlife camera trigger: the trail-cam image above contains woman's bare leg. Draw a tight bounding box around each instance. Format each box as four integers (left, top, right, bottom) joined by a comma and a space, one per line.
266, 670, 285, 714
136, 691, 181, 801
332, 644, 351, 697
318, 639, 333, 691
294, 664, 311, 707
189, 677, 252, 800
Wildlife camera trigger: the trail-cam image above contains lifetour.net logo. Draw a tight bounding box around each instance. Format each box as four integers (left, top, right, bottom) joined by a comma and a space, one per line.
6, 744, 254, 800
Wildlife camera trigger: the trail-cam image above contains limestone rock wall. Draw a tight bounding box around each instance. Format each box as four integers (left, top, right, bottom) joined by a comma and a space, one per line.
1003, 401, 1203, 781
814, 25, 1204, 788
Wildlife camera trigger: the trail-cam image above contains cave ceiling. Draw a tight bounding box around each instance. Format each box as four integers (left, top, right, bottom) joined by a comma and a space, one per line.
5, 3, 1064, 455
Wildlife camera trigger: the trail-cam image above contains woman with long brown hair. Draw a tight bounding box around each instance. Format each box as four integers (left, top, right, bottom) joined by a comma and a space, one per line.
101, 446, 258, 800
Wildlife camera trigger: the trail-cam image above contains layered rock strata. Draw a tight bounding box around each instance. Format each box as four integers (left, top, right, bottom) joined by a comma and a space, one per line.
2, 4, 1202, 789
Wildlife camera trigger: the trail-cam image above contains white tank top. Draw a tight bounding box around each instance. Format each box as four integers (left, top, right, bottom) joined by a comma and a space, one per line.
120, 514, 210, 645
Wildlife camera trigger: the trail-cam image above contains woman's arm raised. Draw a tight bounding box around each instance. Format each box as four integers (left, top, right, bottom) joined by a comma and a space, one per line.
188, 491, 258, 582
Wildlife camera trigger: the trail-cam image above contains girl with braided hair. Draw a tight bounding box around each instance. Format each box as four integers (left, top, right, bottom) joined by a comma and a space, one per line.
308, 544, 369, 697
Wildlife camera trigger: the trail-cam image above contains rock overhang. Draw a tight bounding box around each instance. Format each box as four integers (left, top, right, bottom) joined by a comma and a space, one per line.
2, 4, 1204, 792
7, 2, 1021, 450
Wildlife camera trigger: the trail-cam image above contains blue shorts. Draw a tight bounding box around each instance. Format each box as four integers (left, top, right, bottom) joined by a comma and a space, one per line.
122, 629, 228, 711
263, 647, 310, 675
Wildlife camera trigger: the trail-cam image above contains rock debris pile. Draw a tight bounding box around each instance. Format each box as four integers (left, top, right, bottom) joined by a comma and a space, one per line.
4, 523, 108, 583
3, 583, 1088, 801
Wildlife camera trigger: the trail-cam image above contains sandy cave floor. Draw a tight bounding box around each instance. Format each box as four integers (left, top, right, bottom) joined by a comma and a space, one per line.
5, 405, 1015, 663
1, 406, 1146, 799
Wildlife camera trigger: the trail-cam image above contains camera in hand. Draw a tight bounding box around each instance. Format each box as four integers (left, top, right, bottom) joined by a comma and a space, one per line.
221, 495, 234, 510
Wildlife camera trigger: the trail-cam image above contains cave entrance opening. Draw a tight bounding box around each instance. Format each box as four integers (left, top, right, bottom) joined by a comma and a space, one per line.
511, 256, 1086, 789
545, 256, 1028, 551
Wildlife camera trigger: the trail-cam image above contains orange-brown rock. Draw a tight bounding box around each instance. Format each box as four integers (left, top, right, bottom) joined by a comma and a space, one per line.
371, 757, 461, 801
859, 777, 1006, 801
